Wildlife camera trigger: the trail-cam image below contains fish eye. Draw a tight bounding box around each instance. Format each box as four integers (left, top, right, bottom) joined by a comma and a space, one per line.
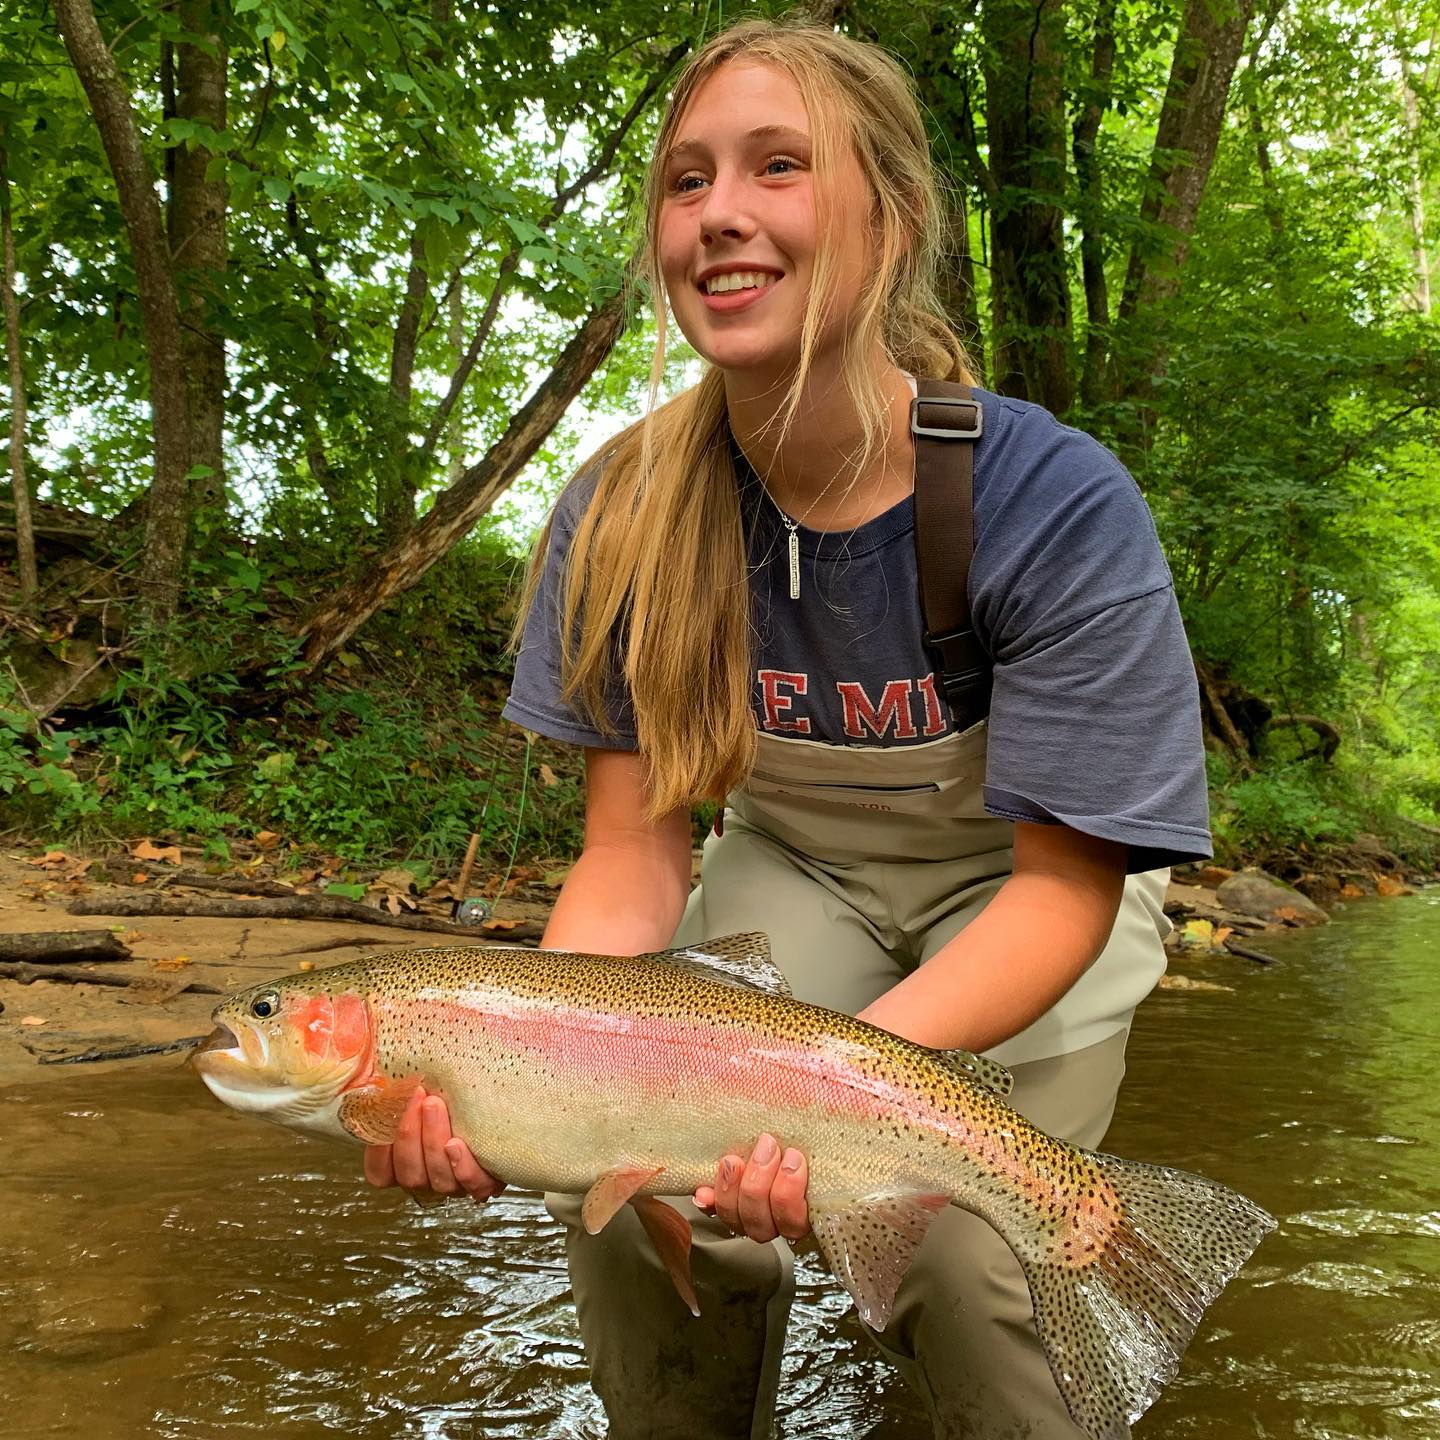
250, 991, 280, 1020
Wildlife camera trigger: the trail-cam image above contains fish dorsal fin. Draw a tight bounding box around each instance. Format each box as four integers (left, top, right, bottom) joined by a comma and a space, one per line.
652, 933, 791, 998
810, 1191, 951, 1332
931, 1046, 1014, 1097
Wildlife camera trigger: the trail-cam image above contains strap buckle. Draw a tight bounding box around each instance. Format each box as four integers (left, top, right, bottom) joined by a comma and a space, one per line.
910, 394, 983, 441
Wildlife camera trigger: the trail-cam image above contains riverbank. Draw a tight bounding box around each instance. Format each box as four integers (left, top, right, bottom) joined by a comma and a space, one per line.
0, 838, 1433, 1087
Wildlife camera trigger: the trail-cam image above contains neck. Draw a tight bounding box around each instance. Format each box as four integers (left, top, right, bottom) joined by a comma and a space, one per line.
724, 352, 914, 532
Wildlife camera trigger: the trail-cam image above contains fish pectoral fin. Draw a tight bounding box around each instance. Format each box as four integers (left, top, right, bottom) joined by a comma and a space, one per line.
581, 1164, 666, 1234
631, 1195, 700, 1318
336, 1074, 426, 1145
810, 1191, 951, 1332
652, 933, 791, 997
930, 1046, 1014, 1097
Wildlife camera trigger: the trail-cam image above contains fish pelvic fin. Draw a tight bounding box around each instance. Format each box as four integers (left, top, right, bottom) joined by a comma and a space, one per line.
581, 1164, 666, 1234
632, 1196, 700, 1317
336, 1074, 426, 1145
653, 933, 791, 998
810, 1191, 951, 1332
1015, 1152, 1276, 1440
930, 1046, 1014, 1097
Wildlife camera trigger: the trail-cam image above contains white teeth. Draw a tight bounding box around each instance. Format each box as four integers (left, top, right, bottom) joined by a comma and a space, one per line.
705, 271, 775, 295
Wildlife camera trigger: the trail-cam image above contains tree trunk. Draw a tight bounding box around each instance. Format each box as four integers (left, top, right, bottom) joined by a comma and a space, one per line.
167, 0, 229, 517
1073, 0, 1118, 409
981, 0, 1074, 412
52, 0, 192, 622
295, 285, 629, 669
380, 229, 428, 533
1117, 0, 1255, 402
1, 151, 37, 599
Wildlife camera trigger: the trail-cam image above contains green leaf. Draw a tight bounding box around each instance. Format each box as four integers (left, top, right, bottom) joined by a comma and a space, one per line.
323, 882, 368, 901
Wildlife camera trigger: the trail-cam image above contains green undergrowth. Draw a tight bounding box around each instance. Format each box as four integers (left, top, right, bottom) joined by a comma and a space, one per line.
4, 531, 1438, 878
1208, 744, 1440, 875
0, 536, 588, 868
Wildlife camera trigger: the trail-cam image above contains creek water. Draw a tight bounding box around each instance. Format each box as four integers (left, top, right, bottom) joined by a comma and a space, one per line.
3, 893, 1438, 1439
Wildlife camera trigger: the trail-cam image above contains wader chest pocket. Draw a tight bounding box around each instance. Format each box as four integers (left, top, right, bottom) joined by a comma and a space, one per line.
746, 772, 945, 814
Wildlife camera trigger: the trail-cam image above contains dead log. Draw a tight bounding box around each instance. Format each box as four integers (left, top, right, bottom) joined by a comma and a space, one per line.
1222, 937, 1277, 966
160, 870, 304, 898
39, 1035, 207, 1065
0, 930, 132, 965
67, 891, 543, 941
0, 960, 224, 993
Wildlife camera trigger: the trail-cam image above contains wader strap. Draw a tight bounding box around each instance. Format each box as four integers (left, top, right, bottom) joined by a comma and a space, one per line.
911, 378, 991, 728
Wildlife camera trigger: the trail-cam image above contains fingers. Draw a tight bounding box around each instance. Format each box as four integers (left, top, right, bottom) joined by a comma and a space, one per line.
420, 1095, 462, 1195
444, 1138, 507, 1203
366, 1086, 503, 1207
771, 1148, 810, 1241
711, 1153, 744, 1234
737, 1133, 783, 1242
363, 1142, 397, 1188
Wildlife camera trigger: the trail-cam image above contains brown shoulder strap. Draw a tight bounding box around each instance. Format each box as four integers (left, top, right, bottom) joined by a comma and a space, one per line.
911, 379, 991, 728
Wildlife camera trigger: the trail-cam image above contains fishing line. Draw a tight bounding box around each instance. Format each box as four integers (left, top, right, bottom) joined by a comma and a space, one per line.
494, 730, 533, 904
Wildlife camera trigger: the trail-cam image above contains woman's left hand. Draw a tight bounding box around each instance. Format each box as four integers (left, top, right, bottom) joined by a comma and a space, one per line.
694, 1132, 811, 1242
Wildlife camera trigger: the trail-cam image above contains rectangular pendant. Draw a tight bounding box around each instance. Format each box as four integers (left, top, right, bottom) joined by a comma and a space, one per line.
787, 529, 801, 600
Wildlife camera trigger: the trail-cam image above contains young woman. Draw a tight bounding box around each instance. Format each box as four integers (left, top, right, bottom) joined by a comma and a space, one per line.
364, 17, 1211, 1439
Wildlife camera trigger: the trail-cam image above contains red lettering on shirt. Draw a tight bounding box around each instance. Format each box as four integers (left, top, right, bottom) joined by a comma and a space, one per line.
916, 673, 948, 737
837, 680, 918, 740
758, 670, 812, 734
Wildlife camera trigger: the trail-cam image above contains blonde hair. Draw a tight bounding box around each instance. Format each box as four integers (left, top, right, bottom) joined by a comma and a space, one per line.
517, 15, 977, 817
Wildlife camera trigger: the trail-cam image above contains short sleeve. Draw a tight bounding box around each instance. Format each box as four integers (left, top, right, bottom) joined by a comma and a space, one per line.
971, 401, 1211, 871
501, 468, 638, 750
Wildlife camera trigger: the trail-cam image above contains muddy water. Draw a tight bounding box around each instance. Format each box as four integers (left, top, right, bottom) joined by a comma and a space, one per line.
3, 894, 1438, 1439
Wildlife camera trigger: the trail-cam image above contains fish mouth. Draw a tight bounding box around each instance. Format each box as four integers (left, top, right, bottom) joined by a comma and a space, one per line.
197, 1022, 239, 1056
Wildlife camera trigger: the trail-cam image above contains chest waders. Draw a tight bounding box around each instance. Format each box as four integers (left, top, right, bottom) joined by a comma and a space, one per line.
546, 381, 1172, 1439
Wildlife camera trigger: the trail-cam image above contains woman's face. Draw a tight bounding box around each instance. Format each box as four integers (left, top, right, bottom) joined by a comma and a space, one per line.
656, 60, 874, 380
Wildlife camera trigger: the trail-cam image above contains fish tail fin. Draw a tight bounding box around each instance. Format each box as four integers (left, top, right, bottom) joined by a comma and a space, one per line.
1014, 1153, 1275, 1440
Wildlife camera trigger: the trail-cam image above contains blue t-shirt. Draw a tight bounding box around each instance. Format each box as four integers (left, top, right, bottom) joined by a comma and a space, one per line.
503, 387, 1212, 870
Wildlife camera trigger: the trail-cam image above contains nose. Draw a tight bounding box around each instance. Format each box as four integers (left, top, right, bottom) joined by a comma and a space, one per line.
697, 169, 756, 247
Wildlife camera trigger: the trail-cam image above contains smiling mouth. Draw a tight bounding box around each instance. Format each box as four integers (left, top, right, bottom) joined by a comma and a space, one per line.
698, 272, 782, 297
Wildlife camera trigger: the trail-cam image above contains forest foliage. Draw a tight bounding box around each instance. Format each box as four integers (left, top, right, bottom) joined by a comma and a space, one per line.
1, 0, 1437, 871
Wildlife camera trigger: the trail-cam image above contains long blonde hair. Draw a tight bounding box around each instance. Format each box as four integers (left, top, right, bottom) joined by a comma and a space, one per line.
517, 16, 977, 817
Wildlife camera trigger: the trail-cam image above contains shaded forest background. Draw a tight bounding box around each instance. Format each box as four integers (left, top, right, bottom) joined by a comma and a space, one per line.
1, 0, 1437, 878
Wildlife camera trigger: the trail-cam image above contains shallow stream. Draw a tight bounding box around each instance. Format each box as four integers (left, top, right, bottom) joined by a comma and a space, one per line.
4, 893, 1438, 1437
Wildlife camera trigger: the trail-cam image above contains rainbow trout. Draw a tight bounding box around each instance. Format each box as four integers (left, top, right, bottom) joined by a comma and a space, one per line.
193, 933, 1274, 1439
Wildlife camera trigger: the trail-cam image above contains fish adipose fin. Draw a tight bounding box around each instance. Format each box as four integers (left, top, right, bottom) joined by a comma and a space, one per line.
632, 1195, 700, 1318
1016, 1153, 1276, 1440
653, 933, 792, 998
336, 1075, 426, 1145
581, 1164, 665, 1234
930, 1046, 1014, 1097
810, 1191, 951, 1331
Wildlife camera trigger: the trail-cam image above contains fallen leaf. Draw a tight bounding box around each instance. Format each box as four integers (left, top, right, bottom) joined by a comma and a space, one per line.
1179, 918, 1214, 947
372, 867, 418, 894
132, 839, 183, 865
384, 894, 400, 916
254, 830, 282, 851
539, 763, 559, 787
131, 872, 150, 885
1213, 926, 1234, 947
298, 960, 316, 972
481, 917, 522, 931
20, 1016, 48, 1026
151, 955, 194, 972
27, 851, 71, 868
1340, 882, 1365, 898
1376, 875, 1414, 897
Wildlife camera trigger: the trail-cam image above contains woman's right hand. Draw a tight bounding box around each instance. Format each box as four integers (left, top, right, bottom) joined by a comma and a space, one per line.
363, 1085, 506, 1204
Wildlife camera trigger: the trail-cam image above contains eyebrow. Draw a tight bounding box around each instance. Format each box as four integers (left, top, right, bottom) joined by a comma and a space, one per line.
663, 123, 812, 167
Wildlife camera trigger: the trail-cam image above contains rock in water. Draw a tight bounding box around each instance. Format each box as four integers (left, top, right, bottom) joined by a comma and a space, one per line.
1215, 868, 1329, 926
